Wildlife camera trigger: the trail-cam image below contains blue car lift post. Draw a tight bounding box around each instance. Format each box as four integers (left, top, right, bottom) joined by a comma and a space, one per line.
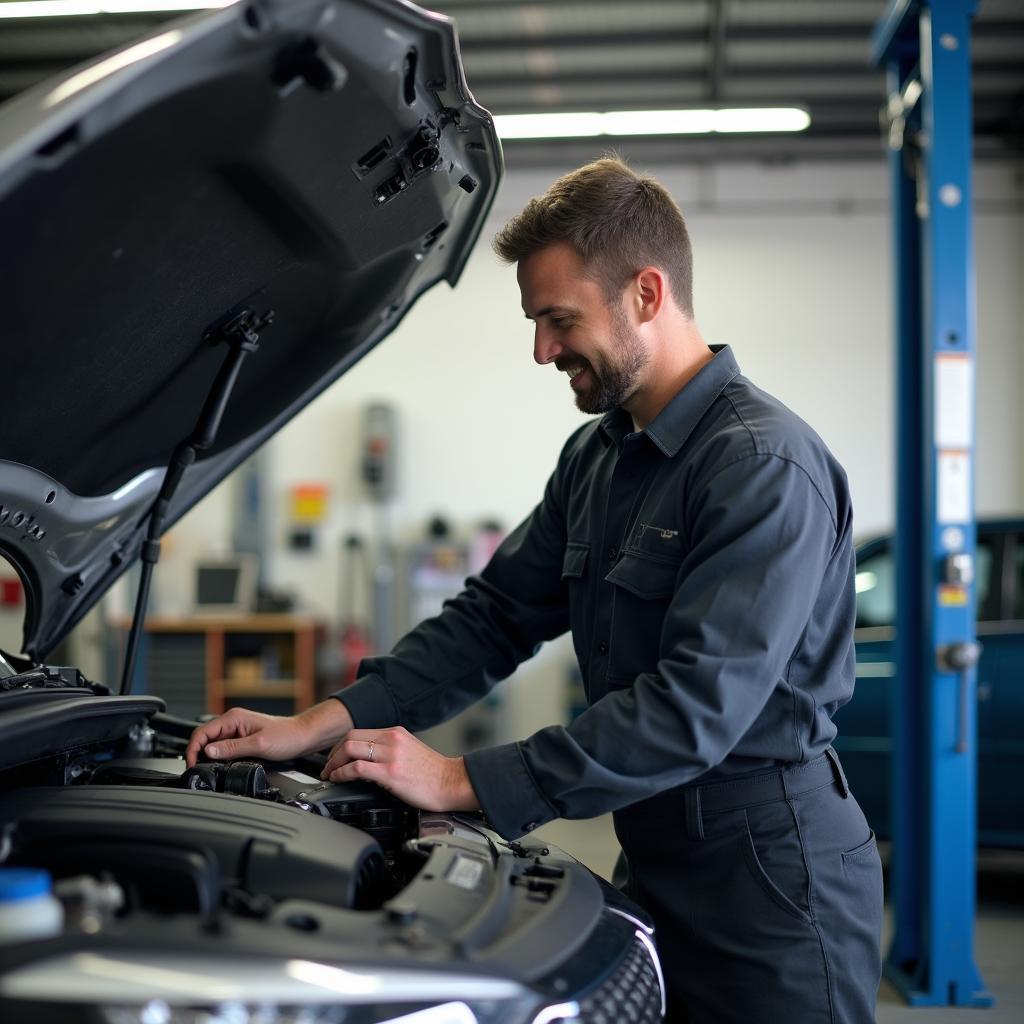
872, 0, 991, 1007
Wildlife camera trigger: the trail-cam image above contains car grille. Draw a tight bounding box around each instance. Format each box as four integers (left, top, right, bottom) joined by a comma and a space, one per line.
577, 931, 662, 1023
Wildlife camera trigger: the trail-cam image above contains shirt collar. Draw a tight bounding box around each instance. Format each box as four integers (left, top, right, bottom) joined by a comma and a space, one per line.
598, 344, 741, 457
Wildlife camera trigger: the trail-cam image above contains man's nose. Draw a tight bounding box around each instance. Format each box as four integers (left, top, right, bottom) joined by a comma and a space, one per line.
533, 325, 563, 366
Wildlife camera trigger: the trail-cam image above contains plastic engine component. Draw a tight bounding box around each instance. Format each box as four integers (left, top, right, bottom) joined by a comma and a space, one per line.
0, 786, 383, 910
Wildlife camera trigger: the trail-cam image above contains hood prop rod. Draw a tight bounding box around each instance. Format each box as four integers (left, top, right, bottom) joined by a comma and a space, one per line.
119, 308, 273, 696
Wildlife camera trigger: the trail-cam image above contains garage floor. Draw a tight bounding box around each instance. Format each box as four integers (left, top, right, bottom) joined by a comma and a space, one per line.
535, 816, 1024, 1023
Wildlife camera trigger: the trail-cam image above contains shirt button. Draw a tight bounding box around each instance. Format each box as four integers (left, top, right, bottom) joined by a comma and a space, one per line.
608, 546, 618, 562
523, 822, 537, 832
597, 641, 609, 655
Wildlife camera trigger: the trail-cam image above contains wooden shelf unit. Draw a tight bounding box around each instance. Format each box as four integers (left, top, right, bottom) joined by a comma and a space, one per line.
114, 614, 321, 718
221, 678, 301, 699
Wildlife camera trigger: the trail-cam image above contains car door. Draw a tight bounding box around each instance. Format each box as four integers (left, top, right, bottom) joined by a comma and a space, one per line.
976, 525, 1024, 847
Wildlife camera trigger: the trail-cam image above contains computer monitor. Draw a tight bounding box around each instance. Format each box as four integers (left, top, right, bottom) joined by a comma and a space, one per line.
193, 555, 257, 615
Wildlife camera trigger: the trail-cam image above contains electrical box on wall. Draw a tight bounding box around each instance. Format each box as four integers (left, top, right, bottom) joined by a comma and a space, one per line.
361, 403, 398, 502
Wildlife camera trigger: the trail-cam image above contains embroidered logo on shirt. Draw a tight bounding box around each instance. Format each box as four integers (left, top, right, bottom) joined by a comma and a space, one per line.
639, 522, 679, 541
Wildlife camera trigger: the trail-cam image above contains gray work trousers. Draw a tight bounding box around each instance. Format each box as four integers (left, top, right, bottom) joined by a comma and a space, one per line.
613, 751, 884, 1023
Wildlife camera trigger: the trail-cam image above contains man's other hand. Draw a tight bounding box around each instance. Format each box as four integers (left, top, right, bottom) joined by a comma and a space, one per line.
321, 726, 480, 813
185, 699, 354, 768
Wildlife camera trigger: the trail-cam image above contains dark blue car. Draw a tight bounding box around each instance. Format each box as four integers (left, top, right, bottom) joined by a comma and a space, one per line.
833, 519, 1024, 848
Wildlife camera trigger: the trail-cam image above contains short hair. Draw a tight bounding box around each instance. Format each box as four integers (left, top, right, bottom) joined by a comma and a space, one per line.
492, 157, 694, 317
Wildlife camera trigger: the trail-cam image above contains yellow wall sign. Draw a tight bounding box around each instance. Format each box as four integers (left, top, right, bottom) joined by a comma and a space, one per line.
290, 484, 329, 524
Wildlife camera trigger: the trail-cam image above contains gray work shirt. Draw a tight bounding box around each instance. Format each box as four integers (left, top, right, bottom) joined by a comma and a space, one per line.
335, 345, 856, 840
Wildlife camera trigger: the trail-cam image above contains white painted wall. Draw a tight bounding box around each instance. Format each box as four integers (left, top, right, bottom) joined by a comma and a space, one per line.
146, 155, 1024, 751
5, 157, 1022, 754
167, 158, 1023, 582
251, 158, 1022, 570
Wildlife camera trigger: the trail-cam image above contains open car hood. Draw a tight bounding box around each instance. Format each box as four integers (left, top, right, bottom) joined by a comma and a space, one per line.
0, 0, 502, 660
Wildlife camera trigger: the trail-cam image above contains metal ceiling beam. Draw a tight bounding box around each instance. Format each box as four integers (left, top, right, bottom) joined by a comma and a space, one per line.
460, 63, 889, 85
459, 54, 1018, 83
5, 56, 1015, 90
433, 0, 704, 8
708, 0, 727, 102
0, 0, 1019, 156
453, 21, 1022, 52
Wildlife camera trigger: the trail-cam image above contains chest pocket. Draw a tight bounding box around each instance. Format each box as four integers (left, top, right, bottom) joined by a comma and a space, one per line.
561, 542, 592, 671
604, 550, 681, 684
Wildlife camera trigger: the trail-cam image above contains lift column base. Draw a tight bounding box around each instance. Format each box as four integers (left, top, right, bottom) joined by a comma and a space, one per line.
885, 963, 993, 1008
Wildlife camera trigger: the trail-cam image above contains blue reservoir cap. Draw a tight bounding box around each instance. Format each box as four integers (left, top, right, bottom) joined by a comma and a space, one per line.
0, 869, 51, 902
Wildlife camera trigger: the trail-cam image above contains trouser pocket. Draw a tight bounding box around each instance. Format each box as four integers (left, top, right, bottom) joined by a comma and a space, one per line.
741, 803, 813, 923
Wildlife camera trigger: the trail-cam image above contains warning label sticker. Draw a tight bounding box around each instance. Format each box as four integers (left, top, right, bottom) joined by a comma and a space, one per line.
935, 354, 973, 449
445, 854, 485, 890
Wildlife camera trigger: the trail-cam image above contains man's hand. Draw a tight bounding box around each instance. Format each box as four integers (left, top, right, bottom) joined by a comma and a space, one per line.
185, 699, 354, 768
320, 726, 481, 813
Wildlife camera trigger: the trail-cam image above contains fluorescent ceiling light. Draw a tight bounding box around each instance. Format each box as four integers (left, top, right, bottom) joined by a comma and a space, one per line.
491, 112, 605, 140
0, 1, 234, 18
712, 107, 811, 133
495, 108, 811, 140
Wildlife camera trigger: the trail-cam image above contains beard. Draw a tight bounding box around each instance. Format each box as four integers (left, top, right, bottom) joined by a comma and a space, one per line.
572, 304, 649, 415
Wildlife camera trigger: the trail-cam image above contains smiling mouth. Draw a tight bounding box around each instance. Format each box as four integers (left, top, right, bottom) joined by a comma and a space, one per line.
566, 365, 588, 388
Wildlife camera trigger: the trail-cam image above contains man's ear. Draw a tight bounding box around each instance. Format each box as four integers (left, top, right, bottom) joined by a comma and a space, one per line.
634, 266, 667, 324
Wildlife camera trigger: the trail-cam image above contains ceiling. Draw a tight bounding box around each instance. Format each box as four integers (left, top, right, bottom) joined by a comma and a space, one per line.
0, 0, 1021, 164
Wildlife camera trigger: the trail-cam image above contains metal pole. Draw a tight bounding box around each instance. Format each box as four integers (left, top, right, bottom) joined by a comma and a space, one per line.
873, 0, 991, 1005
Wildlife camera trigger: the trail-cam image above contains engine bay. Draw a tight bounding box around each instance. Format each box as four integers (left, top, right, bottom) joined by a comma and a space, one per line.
0, 712, 438, 921
0, 696, 618, 983
0, 673, 666, 1024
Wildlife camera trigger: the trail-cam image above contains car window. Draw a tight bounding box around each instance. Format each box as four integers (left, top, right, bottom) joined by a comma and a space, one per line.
855, 548, 895, 628
855, 536, 995, 628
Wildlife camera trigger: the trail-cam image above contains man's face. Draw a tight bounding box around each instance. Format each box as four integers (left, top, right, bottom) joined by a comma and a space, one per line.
518, 242, 649, 415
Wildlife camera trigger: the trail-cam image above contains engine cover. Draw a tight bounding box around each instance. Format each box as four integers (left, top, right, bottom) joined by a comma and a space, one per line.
0, 786, 383, 911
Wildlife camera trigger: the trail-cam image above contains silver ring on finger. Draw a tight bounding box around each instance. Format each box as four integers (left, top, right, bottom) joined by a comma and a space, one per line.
367, 741, 374, 762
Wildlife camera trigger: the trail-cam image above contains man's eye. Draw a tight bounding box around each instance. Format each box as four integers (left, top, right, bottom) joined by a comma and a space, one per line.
552, 318, 574, 329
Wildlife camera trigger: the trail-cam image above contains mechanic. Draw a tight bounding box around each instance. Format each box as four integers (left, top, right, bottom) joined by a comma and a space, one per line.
187, 158, 883, 1024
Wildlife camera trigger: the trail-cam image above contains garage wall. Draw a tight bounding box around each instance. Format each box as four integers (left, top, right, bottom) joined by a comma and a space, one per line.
159, 157, 1023, 610
9, 156, 1016, 739
122, 154, 1022, 749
